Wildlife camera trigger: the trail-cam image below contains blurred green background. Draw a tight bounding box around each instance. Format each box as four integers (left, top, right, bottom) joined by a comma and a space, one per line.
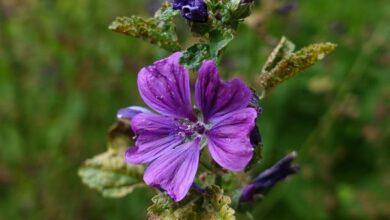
0, 0, 389, 219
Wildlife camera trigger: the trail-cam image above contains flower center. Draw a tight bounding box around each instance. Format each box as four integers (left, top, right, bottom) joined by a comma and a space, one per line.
176, 119, 206, 138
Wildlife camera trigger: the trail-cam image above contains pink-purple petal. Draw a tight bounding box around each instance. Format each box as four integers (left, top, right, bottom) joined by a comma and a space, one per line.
117, 106, 151, 121
206, 108, 257, 171
125, 113, 183, 164
195, 60, 252, 122
137, 52, 196, 120
143, 138, 201, 202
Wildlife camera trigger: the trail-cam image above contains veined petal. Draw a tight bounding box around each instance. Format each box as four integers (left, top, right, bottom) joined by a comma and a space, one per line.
195, 60, 252, 122
144, 138, 201, 202
125, 113, 183, 164
117, 106, 151, 121
206, 108, 257, 171
137, 52, 196, 120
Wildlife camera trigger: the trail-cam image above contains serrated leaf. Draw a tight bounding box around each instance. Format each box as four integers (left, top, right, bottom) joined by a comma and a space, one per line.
78, 148, 144, 198
258, 38, 337, 97
108, 3, 180, 51
78, 120, 144, 198
148, 185, 236, 220
181, 29, 235, 70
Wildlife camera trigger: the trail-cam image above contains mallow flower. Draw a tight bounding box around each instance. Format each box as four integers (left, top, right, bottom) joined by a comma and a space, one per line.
172, 0, 208, 22
118, 52, 257, 201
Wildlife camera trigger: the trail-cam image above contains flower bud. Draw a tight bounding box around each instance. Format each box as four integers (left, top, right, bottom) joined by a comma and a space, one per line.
172, 0, 208, 22
240, 152, 299, 202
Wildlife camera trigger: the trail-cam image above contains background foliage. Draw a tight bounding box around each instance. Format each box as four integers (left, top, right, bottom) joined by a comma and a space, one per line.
0, 0, 389, 219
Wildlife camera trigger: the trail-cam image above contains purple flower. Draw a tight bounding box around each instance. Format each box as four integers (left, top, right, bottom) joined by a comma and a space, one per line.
240, 152, 300, 202
172, 0, 208, 23
119, 52, 256, 201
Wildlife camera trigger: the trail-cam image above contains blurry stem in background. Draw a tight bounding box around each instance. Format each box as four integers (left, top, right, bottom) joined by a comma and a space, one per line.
253, 24, 384, 218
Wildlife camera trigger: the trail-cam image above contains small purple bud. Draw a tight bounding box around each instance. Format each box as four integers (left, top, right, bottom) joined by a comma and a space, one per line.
172, 0, 208, 22
240, 152, 300, 202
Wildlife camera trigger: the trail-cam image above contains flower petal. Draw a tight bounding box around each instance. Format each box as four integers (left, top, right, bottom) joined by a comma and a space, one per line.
206, 108, 257, 171
138, 52, 196, 120
195, 60, 252, 122
125, 113, 183, 164
144, 138, 201, 202
117, 106, 151, 121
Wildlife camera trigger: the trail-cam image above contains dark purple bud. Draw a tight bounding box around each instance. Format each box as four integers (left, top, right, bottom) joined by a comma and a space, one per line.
240, 152, 299, 202
275, 2, 298, 15
172, 0, 208, 22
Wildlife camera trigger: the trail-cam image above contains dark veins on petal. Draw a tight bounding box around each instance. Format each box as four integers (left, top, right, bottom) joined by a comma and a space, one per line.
172, 0, 208, 22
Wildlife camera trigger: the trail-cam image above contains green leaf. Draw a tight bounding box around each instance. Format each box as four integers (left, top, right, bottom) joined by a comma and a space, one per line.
181, 43, 210, 70
258, 37, 337, 97
78, 120, 144, 198
108, 3, 181, 51
78, 149, 144, 198
181, 29, 235, 70
209, 29, 235, 59
147, 185, 236, 220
